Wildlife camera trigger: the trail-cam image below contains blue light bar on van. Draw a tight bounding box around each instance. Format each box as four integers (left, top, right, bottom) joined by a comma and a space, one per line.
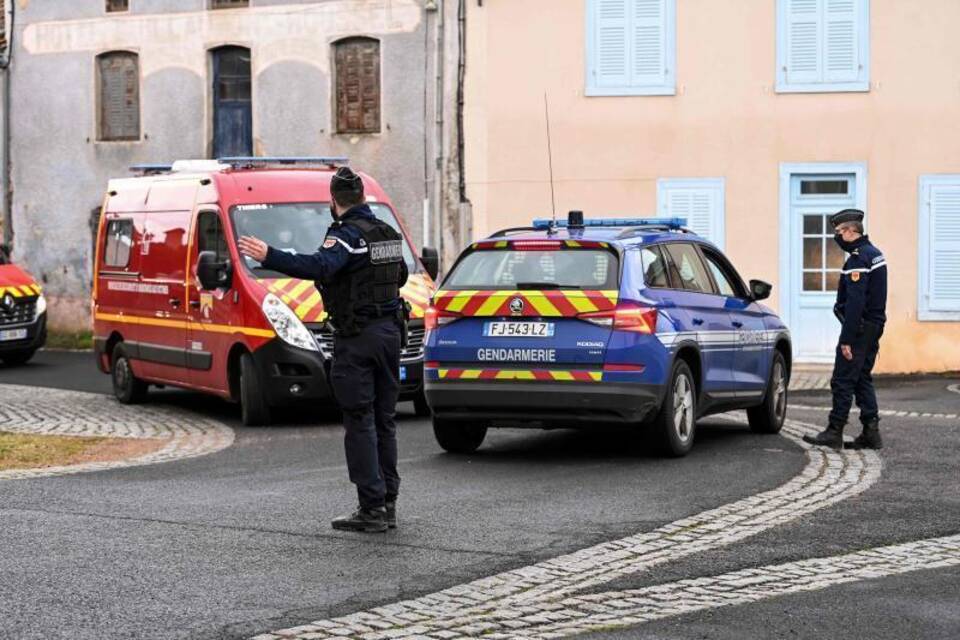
218, 156, 350, 168
129, 164, 173, 175
531, 217, 688, 230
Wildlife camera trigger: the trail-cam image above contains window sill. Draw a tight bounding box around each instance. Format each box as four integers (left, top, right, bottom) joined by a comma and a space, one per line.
918, 310, 960, 322
585, 85, 676, 97
775, 81, 870, 94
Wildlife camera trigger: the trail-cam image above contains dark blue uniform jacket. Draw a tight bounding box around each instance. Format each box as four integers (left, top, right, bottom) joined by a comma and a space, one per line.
834, 235, 887, 345
261, 204, 407, 320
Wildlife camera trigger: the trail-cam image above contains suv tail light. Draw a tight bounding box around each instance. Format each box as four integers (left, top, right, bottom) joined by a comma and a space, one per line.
425, 305, 460, 331
578, 303, 658, 334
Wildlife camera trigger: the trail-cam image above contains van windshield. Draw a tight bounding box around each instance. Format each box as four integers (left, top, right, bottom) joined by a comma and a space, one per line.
443, 249, 619, 290
230, 202, 416, 278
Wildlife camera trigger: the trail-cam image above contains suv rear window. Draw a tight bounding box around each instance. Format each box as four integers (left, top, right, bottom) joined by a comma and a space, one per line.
444, 249, 618, 290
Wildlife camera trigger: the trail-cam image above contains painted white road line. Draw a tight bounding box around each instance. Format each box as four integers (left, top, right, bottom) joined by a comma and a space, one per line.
947, 383, 960, 396
790, 403, 960, 420
257, 417, 882, 640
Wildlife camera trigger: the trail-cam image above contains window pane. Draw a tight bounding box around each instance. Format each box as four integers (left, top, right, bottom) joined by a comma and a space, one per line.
639, 246, 669, 288
664, 244, 714, 294
826, 239, 845, 269
104, 220, 132, 267
801, 180, 849, 195
802, 271, 822, 292
825, 272, 840, 291
703, 254, 736, 297
803, 215, 823, 235
803, 238, 823, 269
106, 0, 129, 12
198, 213, 227, 260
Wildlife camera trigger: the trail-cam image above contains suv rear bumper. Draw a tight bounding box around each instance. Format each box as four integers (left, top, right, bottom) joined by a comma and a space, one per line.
425, 379, 663, 426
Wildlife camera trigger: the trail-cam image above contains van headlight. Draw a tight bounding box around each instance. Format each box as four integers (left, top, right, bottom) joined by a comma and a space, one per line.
35, 293, 47, 318
261, 293, 318, 351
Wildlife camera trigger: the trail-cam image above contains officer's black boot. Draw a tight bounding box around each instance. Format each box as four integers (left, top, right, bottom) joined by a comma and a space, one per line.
849, 417, 883, 450
331, 506, 388, 533
802, 421, 845, 450
385, 500, 397, 529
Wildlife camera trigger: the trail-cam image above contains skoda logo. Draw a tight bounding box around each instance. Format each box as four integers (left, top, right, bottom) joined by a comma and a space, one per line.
1, 294, 14, 313
509, 297, 524, 316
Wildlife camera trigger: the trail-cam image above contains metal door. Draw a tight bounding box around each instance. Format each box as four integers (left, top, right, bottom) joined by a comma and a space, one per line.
789, 174, 856, 361
212, 46, 252, 158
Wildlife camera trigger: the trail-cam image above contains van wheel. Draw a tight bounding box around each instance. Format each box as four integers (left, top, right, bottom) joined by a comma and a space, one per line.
240, 352, 271, 426
112, 344, 147, 404
433, 417, 486, 454
413, 390, 432, 417
748, 352, 788, 434
1, 349, 36, 366
649, 360, 696, 457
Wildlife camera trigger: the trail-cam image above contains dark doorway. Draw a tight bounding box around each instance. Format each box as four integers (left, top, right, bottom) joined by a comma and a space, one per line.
211, 46, 252, 158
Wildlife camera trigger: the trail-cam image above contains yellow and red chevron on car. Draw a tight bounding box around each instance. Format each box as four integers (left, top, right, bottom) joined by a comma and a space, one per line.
434, 367, 603, 382
430, 289, 618, 317
260, 272, 435, 323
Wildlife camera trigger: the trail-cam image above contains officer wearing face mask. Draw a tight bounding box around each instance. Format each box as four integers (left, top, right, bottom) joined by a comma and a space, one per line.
238, 166, 408, 533
804, 209, 887, 451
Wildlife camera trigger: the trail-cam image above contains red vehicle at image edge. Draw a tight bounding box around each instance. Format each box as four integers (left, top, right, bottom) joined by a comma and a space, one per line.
92, 158, 439, 425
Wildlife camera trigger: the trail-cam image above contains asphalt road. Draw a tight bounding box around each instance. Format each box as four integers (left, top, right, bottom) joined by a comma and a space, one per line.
1, 351, 958, 639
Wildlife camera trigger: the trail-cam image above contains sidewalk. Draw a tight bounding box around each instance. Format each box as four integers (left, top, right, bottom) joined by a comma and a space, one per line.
789, 365, 832, 391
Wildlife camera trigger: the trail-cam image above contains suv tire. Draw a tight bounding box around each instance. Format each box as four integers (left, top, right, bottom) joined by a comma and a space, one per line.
433, 417, 486, 453
748, 351, 788, 434
112, 344, 148, 404
649, 360, 697, 457
1, 349, 36, 366
239, 352, 272, 426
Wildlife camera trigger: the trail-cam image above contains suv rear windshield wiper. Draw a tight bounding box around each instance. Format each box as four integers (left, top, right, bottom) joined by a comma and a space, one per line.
515, 282, 583, 290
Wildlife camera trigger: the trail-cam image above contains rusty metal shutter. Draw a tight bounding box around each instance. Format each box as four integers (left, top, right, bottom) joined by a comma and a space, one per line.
0, 0, 6, 54
98, 52, 140, 141
106, 0, 129, 12
335, 38, 381, 134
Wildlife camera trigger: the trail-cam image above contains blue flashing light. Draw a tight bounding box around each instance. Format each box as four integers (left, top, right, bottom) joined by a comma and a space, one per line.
219, 156, 349, 167
531, 217, 688, 230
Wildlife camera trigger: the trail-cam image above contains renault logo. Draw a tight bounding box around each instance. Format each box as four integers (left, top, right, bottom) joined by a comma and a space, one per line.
509, 297, 524, 316
1, 294, 14, 313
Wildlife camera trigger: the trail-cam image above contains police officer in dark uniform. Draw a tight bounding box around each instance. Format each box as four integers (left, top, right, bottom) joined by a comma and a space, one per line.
804, 209, 887, 450
238, 167, 408, 532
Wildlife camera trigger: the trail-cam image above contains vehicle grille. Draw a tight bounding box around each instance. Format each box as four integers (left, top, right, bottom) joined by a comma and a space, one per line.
310, 323, 425, 363
0, 299, 36, 327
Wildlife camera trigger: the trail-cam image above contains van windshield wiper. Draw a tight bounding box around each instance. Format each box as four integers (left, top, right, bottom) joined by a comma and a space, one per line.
514, 282, 583, 290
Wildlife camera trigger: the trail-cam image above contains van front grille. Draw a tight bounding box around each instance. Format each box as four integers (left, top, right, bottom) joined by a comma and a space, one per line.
310, 323, 425, 363
0, 299, 36, 326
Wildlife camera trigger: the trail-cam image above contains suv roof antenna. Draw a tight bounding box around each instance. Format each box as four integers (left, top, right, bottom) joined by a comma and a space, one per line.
544, 93, 558, 235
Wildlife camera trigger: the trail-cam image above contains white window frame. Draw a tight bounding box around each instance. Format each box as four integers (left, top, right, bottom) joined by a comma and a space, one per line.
918, 174, 960, 321
585, 0, 677, 97
775, 0, 870, 94
656, 177, 725, 249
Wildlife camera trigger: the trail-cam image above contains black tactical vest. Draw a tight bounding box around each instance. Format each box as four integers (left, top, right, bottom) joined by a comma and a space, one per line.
320, 216, 404, 336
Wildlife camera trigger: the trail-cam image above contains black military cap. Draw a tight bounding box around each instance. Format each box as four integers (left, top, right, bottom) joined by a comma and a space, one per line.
829, 208, 864, 227
330, 166, 364, 199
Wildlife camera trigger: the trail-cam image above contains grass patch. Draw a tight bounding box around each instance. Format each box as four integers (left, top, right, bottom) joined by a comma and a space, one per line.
45, 330, 94, 350
0, 431, 164, 471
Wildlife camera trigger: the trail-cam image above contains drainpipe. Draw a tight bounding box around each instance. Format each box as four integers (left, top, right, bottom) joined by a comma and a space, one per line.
433, 0, 445, 261
0, 0, 14, 246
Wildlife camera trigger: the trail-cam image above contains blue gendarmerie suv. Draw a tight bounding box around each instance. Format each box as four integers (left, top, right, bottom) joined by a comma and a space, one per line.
423, 212, 792, 457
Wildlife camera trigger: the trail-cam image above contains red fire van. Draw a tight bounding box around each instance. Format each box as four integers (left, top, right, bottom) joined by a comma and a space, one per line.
92, 158, 438, 425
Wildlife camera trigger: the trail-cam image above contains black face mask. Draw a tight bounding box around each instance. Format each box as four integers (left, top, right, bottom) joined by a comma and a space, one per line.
834, 233, 855, 252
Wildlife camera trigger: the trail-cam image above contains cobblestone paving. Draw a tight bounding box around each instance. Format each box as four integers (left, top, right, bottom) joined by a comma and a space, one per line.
255, 417, 891, 640
787, 368, 831, 391
0, 384, 235, 480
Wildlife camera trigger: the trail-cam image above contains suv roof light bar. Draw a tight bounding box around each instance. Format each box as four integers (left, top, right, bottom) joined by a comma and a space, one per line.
532, 217, 688, 230
218, 156, 350, 168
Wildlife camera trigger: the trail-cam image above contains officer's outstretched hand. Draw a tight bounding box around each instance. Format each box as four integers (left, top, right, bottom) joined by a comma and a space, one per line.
238, 236, 269, 262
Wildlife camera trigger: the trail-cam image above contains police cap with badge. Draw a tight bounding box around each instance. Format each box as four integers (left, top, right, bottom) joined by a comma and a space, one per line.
829, 208, 864, 228
330, 166, 364, 203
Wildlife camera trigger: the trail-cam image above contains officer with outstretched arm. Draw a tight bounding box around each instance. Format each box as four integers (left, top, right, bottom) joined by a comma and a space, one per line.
804, 209, 887, 450
238, 167, 408, 532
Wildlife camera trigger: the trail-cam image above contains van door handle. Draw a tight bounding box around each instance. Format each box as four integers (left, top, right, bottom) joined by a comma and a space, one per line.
169, 298, 181, 308
732, 321, 743, 328
692, 318, 704, 326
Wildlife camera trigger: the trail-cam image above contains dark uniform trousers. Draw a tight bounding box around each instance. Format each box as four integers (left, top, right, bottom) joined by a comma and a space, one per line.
330, 317, 401, 509
829, 321, 883, 427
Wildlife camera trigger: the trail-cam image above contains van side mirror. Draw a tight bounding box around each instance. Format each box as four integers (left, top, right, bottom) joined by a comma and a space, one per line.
749, 279, 772, 301
197, 251, 232, 290
421, 246, 439, 281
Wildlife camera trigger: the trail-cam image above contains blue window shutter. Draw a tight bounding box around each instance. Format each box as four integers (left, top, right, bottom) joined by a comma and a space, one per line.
824, 0, 860, 83
658, 178, 725, 250
595, 0, 629, 89
928, 184, 960, 312
785, 0, 821, 85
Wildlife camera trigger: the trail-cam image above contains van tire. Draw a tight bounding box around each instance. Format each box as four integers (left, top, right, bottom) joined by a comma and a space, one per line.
240, 352, 271, 426
748, 351, 788, 434
112, 344, 148, 404
433, 417, 486, 454
413, 390, 432, 417
1, 349, 36, 366
649, 360, 696, 457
